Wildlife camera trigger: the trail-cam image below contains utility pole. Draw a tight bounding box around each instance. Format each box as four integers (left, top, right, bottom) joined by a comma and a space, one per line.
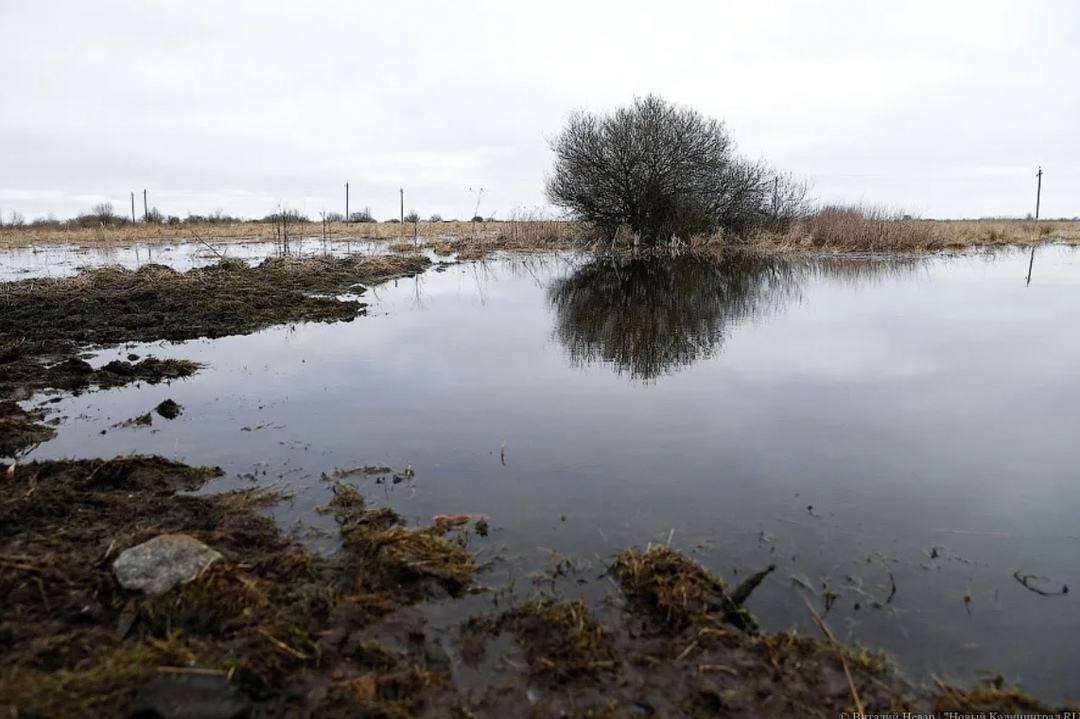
130, 192, 136, 224
345, 183, 349, 224
143, 189, 148, 222
400, 188, 404, 237
1027, 166, 1043, 287
1035, 166, 1043, 220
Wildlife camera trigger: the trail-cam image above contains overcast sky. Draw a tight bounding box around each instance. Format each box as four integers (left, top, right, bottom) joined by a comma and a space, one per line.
2, 0, 1077, 222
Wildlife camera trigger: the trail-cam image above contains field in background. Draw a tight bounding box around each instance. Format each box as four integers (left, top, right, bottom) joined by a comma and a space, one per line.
2, 212, 1078, 253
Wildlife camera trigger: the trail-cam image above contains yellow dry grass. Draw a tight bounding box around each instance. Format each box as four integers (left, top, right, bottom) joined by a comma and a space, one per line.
747, 206, 1080, 252
0, 219, 584, 249
2, 213, 1076, 254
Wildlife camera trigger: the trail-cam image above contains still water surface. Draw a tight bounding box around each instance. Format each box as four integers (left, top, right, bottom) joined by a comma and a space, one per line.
18, 244, 1080, 701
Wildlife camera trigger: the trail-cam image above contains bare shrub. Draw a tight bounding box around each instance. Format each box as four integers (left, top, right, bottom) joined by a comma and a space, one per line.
546, 95, 809, 246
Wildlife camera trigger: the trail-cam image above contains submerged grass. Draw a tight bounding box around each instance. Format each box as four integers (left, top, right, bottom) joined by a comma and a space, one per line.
0, 400, 55, 457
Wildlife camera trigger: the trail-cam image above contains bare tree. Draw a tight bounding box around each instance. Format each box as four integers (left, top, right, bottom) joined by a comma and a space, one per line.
92, 202, 117, 225
546, 95, 809, 244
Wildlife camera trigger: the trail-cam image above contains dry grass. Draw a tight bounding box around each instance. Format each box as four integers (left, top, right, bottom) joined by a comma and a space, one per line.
746, 205, 1080, 252
0, 219, 584, 250
6, 211, 1071, 255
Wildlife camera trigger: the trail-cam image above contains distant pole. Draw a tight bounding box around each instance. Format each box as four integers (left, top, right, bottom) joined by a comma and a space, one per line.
345, 182, 349, 224
400, 188, 404, 237
1035, 166, 1043, 221
1028, 166, 1044, 287
142, 189, 148, 222
130, 192, 136, 223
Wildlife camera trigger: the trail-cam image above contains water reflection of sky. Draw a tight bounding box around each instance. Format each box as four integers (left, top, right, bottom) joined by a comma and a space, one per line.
11, 243, 1080, 701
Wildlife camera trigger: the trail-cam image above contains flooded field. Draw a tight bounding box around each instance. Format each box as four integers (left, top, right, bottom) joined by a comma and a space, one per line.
6, 240, 1080, 707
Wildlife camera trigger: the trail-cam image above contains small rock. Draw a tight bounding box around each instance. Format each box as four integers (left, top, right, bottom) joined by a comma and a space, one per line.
155, 399, 183, 420
132, 674, 253, 719
113, 534, 223, 595
127, 353, 141, 361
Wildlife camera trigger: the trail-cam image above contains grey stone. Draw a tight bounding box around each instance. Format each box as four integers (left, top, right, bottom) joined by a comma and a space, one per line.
113, 534, 223, 595
131, 674, 253, 719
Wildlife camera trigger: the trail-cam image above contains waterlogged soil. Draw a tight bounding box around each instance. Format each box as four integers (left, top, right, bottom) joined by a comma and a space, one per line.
0, 254, 431, 346
0, 456, 1067, 719
0, 254, 430, 455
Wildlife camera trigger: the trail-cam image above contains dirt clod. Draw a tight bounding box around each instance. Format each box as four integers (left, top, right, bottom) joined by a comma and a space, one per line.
155, 399, 183, 420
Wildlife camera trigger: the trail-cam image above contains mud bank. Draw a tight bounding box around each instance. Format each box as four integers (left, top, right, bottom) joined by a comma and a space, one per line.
0, 456, 1067, 719
0, 254, 431, 346
0, 253, 431, 456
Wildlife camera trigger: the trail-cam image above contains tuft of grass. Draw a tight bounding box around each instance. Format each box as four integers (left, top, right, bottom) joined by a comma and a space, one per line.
613, 545, 758, 632
327, 482, 477, 597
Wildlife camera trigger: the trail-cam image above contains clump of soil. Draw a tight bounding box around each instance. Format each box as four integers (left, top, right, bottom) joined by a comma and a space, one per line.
0, 462, 478, 718
154, 398, 182, 420
0, 400, 55, 457
0, 254, 431, 346
0, 339, 200, 402
0, 458, 1071, 718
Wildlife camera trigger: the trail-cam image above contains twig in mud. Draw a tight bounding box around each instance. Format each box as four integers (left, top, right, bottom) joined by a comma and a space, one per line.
801, 597, 865, 717
256, 628, 310, 660
157, 666, 229, 677
1013, 571, 1069, 597
698, 663, 738, 676
191, 232, 227, 260
729, 563, 776, 606
885, 572, 897, 605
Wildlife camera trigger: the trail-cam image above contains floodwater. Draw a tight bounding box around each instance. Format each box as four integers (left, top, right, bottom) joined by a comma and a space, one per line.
0, 235, 394, 281
12, 242, 1080, 701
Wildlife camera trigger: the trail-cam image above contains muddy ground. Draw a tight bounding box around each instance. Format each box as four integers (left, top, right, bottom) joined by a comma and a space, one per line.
1, 252, 1074, 717
0, 456, 1067, 718
0, 254, 431, 346
0, 254, 430, 457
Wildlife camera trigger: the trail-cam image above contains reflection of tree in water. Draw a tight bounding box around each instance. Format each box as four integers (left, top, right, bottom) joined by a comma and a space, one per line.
548, 252, 921, 382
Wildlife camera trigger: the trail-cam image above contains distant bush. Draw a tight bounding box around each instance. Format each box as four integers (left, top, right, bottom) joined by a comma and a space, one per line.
325, 211, 345, 223
349, 207, 376, 223
72, 203, 126, 228
428, 214, 443, 222
166, 215, 181, 226
204, 209, 242, 224
29, 214, 61, 228
262, 209, 310, 223
385, 218, 401, 224
6, 210, 24, 227
404, 211, 420, 224
145, 207, 165, 224
471, 215, 485, 223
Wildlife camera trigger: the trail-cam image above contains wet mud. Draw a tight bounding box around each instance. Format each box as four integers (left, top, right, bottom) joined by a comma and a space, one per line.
0, 457, 1068, 718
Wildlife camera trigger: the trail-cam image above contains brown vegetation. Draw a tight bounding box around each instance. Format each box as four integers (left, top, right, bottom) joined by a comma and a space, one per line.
4, 212, 1075, 255
0, 254, 430, 346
